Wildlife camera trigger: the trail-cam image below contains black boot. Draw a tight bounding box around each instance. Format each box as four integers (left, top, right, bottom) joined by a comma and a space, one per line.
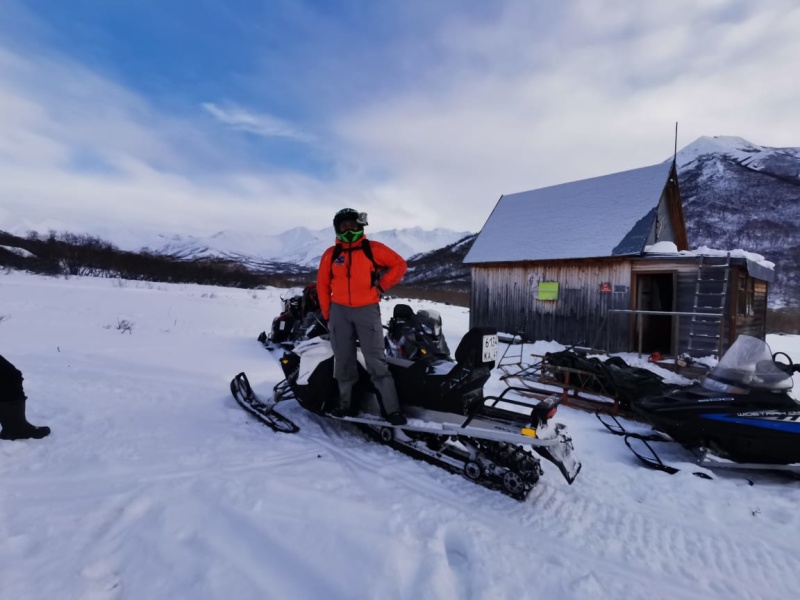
0, 400, 51, 440
386, 411, 407, 426
330, 396, 359, 418
330, 382, 359, 418
330, 405, 359, 418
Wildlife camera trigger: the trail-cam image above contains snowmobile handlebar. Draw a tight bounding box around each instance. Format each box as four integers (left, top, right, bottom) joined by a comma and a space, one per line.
772, 352, 799, 375
311, 312, 330, 333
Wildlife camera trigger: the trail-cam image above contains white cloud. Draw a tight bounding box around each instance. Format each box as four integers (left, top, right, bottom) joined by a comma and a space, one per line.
202, 102, 315, 143
0, 45, 356, 237
2, 1, 800, 240
332, 0, 800, 230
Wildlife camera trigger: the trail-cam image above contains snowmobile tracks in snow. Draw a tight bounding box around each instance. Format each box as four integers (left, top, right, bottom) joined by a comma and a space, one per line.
526, 484, 800, 599
314, 421, 800, 599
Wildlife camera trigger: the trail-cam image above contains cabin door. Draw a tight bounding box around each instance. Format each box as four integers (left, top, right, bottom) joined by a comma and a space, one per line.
634, 273, 675, 355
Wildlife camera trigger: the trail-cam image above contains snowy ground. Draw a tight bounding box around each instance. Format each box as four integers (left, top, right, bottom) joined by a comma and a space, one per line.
1, 271, 799, 600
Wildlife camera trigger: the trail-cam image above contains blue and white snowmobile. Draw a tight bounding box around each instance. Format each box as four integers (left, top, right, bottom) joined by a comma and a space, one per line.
599, 334, 800, 476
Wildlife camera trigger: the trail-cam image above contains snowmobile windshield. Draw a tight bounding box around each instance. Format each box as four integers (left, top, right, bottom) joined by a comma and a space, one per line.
702, 335, 794, 394
417, 310, 443, 338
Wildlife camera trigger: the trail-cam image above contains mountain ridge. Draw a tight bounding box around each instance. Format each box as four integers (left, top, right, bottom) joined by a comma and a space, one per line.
1, 135, 797, 307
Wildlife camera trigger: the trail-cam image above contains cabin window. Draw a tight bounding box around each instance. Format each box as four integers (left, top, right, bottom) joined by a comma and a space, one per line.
737, 274, 754, 316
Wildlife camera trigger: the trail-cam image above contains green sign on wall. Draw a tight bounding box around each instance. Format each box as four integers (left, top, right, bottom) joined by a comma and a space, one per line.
538, 281, 559, 300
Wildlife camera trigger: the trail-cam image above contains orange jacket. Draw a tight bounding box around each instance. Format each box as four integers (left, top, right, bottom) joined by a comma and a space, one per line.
316, 236, 407, 320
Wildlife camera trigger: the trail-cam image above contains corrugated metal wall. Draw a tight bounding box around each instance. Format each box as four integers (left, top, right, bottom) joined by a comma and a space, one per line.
470, 259, 632, 350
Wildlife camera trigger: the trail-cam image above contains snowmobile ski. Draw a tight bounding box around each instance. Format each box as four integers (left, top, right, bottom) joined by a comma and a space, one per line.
594, 411, 800, 479
596, 411, 670, 442
230, 372, 299, 434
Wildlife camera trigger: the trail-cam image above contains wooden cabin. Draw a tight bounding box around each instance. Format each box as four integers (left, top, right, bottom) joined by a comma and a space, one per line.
464, 161, 774, 357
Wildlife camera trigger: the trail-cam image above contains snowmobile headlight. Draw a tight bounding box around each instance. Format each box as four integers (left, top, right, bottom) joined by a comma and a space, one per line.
521, 427, 537, 438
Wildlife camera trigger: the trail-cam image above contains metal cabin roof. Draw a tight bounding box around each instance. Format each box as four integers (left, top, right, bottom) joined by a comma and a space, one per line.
464, 161, 675, 264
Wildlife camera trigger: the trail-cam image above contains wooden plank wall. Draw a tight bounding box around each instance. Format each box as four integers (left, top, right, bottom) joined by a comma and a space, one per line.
735, 277, 769, 340
471, 258, 770, 355
470, 259, 632, 350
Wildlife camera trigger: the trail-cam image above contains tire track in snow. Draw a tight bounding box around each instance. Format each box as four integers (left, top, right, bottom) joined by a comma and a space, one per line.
0, 451, 320, 496
309, 419, 800, 600
520, 482, 799, 599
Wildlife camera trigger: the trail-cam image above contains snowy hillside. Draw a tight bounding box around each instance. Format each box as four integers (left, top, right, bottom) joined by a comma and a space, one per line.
2, 271, 800, 599
676, 136, 800, 307
0, 219, 472, 268
677, 136, 800, 174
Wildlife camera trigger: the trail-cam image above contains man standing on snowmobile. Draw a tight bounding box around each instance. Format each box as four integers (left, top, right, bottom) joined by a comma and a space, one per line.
317, 208, 408, 425
0, 354, 50, 440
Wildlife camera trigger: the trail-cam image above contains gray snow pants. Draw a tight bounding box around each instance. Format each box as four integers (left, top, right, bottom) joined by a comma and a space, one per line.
328, 302, 400, 415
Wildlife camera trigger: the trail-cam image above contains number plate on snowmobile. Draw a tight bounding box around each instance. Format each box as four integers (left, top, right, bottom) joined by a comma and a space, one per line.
482, 334, 498, 363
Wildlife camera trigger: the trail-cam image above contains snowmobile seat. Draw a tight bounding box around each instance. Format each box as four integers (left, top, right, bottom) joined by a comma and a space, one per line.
388, 304, 416, 339
386, 304, 421, 358
454, 327, 498, 370
429, 326, 497, 414
393, 303, 415, 320
389, 326, 497, 415
269, 312, 296, 345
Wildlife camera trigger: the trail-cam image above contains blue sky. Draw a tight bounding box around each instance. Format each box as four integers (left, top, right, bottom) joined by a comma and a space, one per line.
1, 0, 799, 238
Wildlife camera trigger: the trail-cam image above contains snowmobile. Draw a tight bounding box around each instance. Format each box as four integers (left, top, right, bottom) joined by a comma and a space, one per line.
257, 283, 328, 350
599, 334, 800, 475
232, 326, 581, 500
384, 303, 450, 360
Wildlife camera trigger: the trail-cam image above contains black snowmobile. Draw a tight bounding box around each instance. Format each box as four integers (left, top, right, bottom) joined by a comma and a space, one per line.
384, 303, 450, 360
232, 325, 581, 500
599, 334, 800, 475
257, 284, 328, 350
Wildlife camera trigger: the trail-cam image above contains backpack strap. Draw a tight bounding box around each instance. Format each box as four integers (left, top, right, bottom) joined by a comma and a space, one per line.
329, 238, 381, 282
360, 238, 380, 271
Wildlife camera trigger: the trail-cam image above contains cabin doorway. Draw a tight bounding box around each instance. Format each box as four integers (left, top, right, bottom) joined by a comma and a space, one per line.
634, 273, 675, 355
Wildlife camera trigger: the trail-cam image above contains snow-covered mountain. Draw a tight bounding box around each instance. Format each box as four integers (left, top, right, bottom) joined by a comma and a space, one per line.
0, 222, 472, 270
675, 136, 800, 307
154, 226, 473, 268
